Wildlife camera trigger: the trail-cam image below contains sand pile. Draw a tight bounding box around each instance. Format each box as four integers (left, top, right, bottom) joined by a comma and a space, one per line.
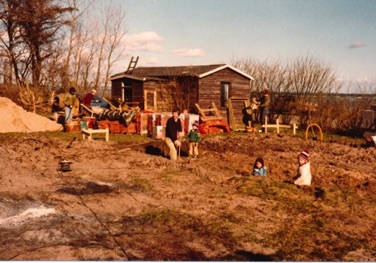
0, 97, 63, 133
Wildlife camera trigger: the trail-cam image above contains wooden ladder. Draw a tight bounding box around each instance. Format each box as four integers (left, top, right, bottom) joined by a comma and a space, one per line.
125, 56, 139, 74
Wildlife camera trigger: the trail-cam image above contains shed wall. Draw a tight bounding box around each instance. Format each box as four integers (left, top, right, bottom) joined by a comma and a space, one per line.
111, 80, 122, 99
198, 68, 250, 122
132, 81, 144, 108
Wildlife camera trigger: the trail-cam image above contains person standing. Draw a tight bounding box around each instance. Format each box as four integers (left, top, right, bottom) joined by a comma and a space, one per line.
259, 89, 271, 126
81, 89, 97, 115
64, 87, 76, 122
82, 89, 97, 107
164, 109, 183, 161
187, 120, 201, 158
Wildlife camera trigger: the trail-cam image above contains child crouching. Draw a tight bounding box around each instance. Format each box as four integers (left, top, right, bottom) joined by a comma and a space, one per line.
294, 149, 312, 186
253, 157, 267, 176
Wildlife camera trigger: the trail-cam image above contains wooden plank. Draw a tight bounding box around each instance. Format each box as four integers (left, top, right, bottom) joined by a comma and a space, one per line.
227, 99, 235, 130
228, 98, 248, 131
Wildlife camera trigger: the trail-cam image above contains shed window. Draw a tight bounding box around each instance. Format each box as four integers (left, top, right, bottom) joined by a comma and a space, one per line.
220, 82, 231, 107
144, 90, 157, 111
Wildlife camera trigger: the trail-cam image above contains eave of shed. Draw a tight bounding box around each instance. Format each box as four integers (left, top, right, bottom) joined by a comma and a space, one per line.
110, 64, 254, 81
199, 64, 254, 80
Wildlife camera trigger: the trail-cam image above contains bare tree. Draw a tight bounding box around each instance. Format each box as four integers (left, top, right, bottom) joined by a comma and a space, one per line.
91, 1, 126, 96
61, 0, 91, 90
288, 55, 339, 95
102, 4, 126, 94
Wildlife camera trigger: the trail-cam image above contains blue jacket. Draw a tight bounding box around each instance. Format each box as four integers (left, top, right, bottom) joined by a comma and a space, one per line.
253, 166, 267, 176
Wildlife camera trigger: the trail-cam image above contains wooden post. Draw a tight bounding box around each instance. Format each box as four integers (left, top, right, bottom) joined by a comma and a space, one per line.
293, 123, 296, 135
276, 119, 280, 134
264, 116, 268, 133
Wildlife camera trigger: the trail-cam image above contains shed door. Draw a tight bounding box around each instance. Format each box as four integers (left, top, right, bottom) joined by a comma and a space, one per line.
123, 85, 133, 103
221, 82, 231, 107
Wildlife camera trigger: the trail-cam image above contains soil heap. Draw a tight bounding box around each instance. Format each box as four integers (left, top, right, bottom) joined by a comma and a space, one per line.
0, 97, 63, 133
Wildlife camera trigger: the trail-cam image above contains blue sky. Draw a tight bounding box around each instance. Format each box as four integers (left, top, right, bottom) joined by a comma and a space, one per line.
114, 0, 376, 85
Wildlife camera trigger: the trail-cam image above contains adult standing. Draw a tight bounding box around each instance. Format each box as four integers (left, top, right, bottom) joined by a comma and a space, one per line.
165, 109, 183, 161
82, 89, 97, 107
259, 89, 271, 126
81, 89, 97, 115
64, 87, 76, 122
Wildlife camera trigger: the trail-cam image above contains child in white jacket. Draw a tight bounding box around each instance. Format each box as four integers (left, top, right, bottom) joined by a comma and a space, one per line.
294, 149, 312, 186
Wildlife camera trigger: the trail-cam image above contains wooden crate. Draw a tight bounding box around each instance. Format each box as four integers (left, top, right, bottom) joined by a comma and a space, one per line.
98, 120, 109, 129
152, 126, 165, 140
108, 120, 121, 134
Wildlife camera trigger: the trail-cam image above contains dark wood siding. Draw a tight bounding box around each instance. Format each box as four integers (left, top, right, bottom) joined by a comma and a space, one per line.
198, 68, 250, 122
111, 66, 251, 123
132, 81, 144, 109
111, 80, 123, 99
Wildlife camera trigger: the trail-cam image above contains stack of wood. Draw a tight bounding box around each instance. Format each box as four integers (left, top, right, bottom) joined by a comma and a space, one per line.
82, 98, 140, 134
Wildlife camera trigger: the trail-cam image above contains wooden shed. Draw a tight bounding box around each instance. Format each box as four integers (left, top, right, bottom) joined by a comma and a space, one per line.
110, 64, 254, 125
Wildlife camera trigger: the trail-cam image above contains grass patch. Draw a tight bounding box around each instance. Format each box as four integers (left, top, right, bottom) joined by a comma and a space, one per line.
160, 170, 179, 182
0, 131, 154, 143
235, 177, 372, 260
129, 177, 154, 192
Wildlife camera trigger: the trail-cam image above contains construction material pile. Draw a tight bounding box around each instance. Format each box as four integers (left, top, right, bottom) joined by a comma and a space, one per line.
0, 97, 63, 133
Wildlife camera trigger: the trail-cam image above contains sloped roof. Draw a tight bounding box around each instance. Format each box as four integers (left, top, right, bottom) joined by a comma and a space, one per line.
110, 64, 254, 81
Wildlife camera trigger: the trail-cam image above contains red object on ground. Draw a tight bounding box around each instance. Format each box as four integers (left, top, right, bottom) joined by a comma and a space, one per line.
199, 120, 231, 136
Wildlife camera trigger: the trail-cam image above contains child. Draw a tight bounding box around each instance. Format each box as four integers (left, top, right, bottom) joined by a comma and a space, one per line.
250, 97, 259, 111
253, 157, 267, 176
187, 120, 201, 158
294, 149, 312, 186
249, 97, 259, 128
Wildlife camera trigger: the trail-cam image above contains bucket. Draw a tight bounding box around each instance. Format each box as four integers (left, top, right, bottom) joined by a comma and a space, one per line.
59, 160, 72, 172
83, 117, 96, 129
80, 121, 87, 130
65, 120, 80, 133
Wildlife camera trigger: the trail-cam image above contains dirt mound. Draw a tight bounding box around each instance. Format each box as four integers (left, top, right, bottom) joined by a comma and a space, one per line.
0, 97, 63, 133
0, 132, 375, 261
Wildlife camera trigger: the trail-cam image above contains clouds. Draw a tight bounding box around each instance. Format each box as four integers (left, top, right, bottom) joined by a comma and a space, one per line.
124, 31, 206, 59
348, 42, 366, 49
173, 48, 205, 57
125, 31, 164, 52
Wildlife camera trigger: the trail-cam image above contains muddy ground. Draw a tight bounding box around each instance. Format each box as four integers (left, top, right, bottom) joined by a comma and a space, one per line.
0, 131, 375, 261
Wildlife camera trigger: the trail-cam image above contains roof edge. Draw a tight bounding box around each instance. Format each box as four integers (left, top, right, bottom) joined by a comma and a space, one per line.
198, 64, 254, 80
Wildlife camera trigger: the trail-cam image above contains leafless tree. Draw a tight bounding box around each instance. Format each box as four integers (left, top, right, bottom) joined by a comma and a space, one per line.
61, 0, 90, 90
91, 0, 126, 96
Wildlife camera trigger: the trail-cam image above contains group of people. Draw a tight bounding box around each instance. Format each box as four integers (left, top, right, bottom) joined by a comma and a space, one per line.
251, 150, 312, 186
164, 108, 312, 186
164, 109, 201, 161
245, 89, 271, 130
62, 87, 97, 122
